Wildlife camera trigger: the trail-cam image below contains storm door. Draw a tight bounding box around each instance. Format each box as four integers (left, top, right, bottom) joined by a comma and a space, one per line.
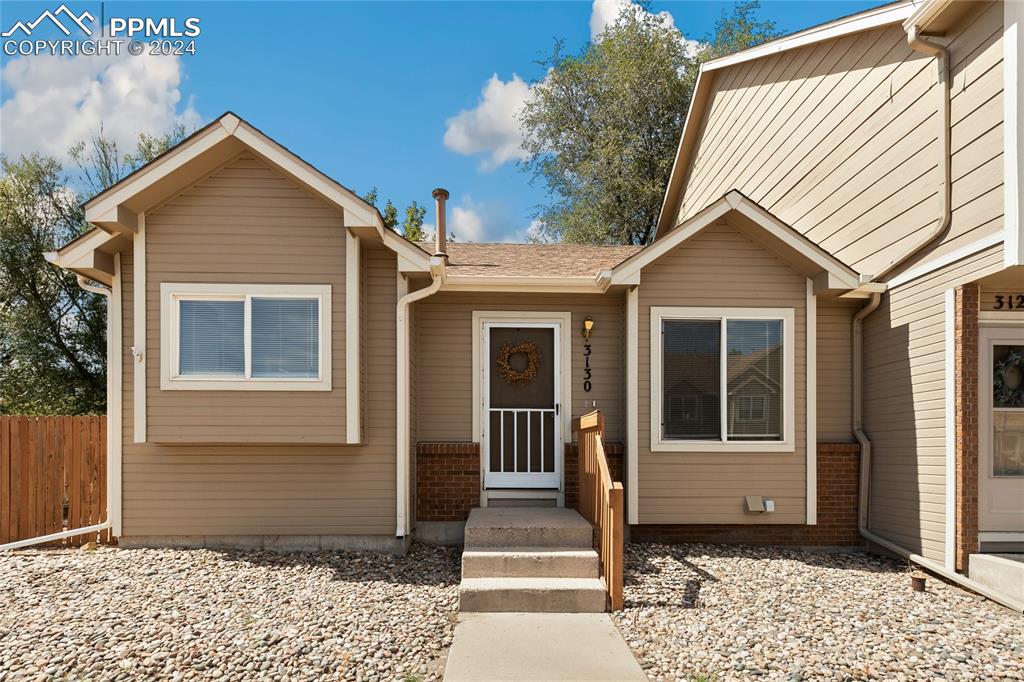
484, 323, 560, 488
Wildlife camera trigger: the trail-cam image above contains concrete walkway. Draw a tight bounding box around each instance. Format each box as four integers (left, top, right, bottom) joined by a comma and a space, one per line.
443, 612, 647, 681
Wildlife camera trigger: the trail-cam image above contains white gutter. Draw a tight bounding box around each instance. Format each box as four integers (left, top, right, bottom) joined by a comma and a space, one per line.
0, 521, 112, 551
395, 257, 446, 537
874, 25, 951, 281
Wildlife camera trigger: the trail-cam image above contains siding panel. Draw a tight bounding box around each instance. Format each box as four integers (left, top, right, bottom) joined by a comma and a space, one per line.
637, 218, 809, 524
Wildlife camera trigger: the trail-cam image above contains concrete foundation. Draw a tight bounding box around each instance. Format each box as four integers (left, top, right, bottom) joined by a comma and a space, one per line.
118, 534, 412, 554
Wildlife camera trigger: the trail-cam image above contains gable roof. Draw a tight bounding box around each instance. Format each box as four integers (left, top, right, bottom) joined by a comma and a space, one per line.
53, 112, 433, 280
653, 0, 918, 240
612, 191, 861, 293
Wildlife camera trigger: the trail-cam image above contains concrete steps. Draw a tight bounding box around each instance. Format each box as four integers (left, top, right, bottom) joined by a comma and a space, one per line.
459, 507, 606, 613
462, 548, 600, 579
460, 577, 607, 613
463, 507, 593, 549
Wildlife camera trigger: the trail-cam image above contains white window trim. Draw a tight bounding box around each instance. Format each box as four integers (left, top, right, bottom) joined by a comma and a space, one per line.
650, 306, 796, 453
160, 282, 332, 391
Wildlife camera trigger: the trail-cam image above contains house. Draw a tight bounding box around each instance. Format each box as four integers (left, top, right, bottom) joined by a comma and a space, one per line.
48, 0, 1022, 607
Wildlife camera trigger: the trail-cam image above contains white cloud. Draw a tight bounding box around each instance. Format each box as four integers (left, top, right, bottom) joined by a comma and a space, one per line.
590, 0, 701, 56
1, 51, 201, 162
443, 73, 534, 171
449, 201, 486, 242
443, 195, 543, 243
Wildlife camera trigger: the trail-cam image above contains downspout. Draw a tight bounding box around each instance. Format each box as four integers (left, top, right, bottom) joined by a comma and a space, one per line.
395, 257, 446, 538
874, 26, 951, 281
852, 291, 1023, 612
1, 271, 114, 551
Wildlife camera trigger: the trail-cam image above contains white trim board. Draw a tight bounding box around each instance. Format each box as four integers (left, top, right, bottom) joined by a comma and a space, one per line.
806, 280, 817, 525
132, 213, 146, 443
346, 230, 361, 443
626, 285, 640, 525
649, 306, 797, 453
1005, 0, 1023, 267
887, 233, 1005, 289
703, 1, 915, 72
109, 253, 123, 536
944, 288, 956, 570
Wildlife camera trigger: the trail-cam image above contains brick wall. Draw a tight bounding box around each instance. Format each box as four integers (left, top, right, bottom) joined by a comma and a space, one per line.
415, 442, 480, 522
630, 443, 863, 546
564, 442, 624, 510
954, 284, 980, 571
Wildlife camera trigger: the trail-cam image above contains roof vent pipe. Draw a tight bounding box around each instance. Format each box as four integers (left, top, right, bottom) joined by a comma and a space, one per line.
431, 187, 450, 259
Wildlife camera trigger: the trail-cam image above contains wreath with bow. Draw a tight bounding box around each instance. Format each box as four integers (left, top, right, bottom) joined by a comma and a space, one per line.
994, 348, 1024, 408
497, 341, 540, 385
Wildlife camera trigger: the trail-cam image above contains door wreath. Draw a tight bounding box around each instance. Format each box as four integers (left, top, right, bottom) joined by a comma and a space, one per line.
497, 341, 540, 385
994, 348, 1024, 407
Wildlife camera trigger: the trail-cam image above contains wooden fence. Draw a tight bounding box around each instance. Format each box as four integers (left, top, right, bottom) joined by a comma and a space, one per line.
573, 410, 624, 610
0, 416, 110, 547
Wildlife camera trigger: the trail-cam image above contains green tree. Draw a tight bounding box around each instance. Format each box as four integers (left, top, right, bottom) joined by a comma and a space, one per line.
1, 126, 190, 414
520, 1, 778, 245
363, 188, 429, 242
697, 0, 779, 61
402, 201, 427, 242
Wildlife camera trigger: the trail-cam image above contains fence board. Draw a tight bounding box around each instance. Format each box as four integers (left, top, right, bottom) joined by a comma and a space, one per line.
1, 417, 9, 544
0, 416, 110, 548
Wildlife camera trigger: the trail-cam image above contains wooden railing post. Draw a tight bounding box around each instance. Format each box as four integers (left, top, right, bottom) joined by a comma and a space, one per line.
572, 409, 624, 611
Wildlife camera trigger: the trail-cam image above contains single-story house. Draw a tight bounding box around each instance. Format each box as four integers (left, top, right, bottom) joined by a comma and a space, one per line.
48, 0, 1023, 605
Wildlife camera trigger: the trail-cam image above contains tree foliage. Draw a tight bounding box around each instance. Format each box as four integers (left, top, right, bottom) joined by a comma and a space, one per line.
1, 126, 190, 414
520, 1, 779, 245
362, 188, 428, 242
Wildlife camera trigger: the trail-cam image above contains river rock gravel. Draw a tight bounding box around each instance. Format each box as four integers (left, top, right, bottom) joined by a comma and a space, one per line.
612, 544, 1024, 681
0, 543, 459, 681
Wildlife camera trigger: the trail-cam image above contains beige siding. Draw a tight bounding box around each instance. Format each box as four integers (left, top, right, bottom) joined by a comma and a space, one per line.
817, 298, 858, 442
637, 218, 808, 524
864, 243, 1004, 561
145, 153, 347, 444
416, 292, 625, 443
120, 158, 400, 537
675, 2, 1004, 278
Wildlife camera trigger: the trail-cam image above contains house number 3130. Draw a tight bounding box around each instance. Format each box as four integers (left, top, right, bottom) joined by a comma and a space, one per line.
993, 294, 1024, 310
583, 344, 593, 392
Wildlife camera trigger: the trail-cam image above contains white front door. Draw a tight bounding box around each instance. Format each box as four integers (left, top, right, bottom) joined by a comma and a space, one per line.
979, 326, 1024, 533
483, 323, 561, 489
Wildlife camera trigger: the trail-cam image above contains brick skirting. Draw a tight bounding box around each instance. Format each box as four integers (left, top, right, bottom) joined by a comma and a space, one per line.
415, 442, 480, 522
631, 443, 863, 547
954, 283, 980, 570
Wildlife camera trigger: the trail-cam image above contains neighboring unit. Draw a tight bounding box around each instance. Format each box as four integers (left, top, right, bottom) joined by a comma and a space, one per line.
47, 0, 1022, 610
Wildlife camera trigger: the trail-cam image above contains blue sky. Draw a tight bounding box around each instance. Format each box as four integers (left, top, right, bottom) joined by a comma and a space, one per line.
1, 0, 884, 242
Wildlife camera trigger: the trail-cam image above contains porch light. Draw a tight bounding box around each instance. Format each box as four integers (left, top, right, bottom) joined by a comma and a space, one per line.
582, 316, 595, 339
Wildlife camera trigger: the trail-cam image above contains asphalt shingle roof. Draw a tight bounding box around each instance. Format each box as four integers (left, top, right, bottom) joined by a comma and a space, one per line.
422, 242, 643, 278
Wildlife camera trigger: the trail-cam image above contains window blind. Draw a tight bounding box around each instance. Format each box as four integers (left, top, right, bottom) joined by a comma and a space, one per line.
662, 319, 720, 440
178, 300, 244, 376
726, 319, 783, 441
251, 297, 319, 378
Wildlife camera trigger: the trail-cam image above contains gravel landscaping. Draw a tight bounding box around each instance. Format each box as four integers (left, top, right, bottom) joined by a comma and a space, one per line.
0, 543, 460, 681
613, 544, 1024, 681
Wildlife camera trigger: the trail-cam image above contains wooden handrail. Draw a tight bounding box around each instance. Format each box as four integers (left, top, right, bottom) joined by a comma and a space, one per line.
572, 410, 624, 611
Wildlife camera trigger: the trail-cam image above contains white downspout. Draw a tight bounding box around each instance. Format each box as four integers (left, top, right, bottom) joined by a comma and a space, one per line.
1, 271, 117, 551
395, 258, 445, 538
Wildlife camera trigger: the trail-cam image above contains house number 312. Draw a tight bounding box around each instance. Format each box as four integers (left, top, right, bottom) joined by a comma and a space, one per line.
993, 294, 1024, 310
